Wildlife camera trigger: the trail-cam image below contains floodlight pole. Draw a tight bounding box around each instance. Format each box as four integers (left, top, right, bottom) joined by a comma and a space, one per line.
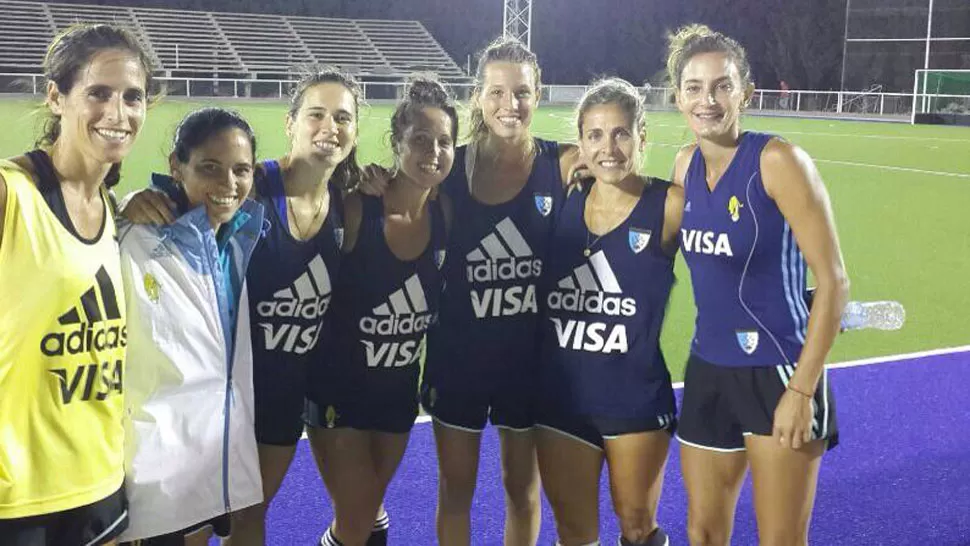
503, 0, 532, 48
839, 0, 850, 92
924, 0, 934, 70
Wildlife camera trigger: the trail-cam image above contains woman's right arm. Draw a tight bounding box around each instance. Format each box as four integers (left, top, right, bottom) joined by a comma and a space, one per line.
118, 188, 177, 225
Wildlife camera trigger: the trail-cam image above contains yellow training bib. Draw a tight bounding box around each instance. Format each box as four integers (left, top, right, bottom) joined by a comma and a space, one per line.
0, 160, 126, 518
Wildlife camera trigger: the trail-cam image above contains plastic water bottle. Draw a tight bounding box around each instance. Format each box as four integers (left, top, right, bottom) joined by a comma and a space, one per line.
841, 301, 906, 331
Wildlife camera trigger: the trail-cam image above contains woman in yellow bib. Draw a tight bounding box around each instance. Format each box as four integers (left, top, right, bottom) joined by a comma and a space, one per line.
0, 24, 154, 546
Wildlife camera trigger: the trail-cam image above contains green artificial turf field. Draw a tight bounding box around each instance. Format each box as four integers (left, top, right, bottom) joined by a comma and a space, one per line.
2, 97, 967, 380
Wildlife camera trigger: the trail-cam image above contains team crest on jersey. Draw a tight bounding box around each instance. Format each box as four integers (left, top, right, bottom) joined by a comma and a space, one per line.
333, 227, 345, 248
728, 196, 743, 223
143, 273, 161, 303
260, 218, 272, 239
684, 201, 692, 213
427, 387, 438, 408
534, 193, 553, 217
435, 249, 447, 269
628, 228, 652, 254
324, 405, 339, 428
736, 330, 759, 355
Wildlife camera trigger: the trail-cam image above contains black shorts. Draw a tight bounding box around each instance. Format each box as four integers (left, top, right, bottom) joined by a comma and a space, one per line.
125, 514, 231, 544
306, 367, 420, 434
419, 370, 536, 433
536, 410, 676, 450
253, 359, 307, 446
677, 354, 839, 452
0, 486, 128, 546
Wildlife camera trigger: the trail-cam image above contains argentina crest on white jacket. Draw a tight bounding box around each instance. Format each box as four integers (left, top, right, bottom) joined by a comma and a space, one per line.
117, 194, 265, 541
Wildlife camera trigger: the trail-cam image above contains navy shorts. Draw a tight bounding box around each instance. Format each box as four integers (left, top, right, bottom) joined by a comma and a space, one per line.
677, 354, 839, 452
253, 359, 307, 446
0, 486, 128, 546
536, 410, 677, 451
306, 366, 420, 434
419, 367, 536, 432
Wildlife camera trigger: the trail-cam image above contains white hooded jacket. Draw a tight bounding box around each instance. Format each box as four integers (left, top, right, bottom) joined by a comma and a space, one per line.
117, 179, 265, 541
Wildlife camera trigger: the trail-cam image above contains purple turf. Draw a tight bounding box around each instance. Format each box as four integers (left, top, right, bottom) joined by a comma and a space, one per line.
261, 352, 970, 545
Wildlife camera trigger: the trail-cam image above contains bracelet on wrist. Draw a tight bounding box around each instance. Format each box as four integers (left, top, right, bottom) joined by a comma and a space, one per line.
787, 384, 814, 398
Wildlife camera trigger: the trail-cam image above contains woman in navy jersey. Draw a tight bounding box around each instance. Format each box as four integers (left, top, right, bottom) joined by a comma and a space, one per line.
419, 38, 581, 546
361, 36, 581, 545
536, 79, 679, 546
305, 76, 456, 546
121, 67, 362, 546
667, 26, 848, 546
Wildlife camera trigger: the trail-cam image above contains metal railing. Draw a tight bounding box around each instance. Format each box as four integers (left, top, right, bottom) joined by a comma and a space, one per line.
1, 73, 966, 123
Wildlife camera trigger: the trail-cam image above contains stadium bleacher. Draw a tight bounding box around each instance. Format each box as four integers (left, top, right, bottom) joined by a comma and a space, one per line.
0, 0, 464, 77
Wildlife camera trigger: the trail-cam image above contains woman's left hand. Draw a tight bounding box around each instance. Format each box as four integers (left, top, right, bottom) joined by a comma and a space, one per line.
772, 388, 814, 450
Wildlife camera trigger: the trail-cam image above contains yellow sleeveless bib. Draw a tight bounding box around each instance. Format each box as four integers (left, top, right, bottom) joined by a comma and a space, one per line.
0, 160, 126, 518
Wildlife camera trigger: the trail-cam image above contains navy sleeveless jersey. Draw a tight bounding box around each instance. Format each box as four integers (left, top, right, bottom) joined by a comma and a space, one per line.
247, 159, 344, 363
425, 138, 563, 380
539, 180, 675, 420
680, 132, 808, 367
327, 195, 446, 380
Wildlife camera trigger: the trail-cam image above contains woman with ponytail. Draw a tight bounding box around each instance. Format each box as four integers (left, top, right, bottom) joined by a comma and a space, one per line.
306, 75, 457, 546
0, 23, 154, 545
666, 25, 847, 546
122, 66, 363, 545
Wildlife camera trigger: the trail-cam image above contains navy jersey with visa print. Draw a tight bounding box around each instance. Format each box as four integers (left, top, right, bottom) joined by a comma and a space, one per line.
680, 132, 809, 367
539, 179, 676, 421
247, 159, 344, 363
327, 194, 446, 382
425, 138, 563, 382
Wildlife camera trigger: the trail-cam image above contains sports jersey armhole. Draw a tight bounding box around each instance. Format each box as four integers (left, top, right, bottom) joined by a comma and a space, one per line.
441, 145, 468, 199
649, 179, 674, 258
25, 149, 107, 246
258, 160, 288, 226
328, 183, 344, 229
430, 196, 447, 254
544, 139, 567, 193
356, 193, 383, 246
683, 146, 705, 191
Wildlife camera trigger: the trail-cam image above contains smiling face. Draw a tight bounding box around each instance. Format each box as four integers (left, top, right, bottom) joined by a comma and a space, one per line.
48, 48, 147, 165
477, 61, 538, 140
395, 106, 455, 190
286, 82, 357, 167
172, 127, 255, 228
676, 51, 751, 141
579, 103, 643, 185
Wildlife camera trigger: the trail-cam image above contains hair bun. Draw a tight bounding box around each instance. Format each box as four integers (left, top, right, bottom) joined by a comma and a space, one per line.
406, 75, 450, 104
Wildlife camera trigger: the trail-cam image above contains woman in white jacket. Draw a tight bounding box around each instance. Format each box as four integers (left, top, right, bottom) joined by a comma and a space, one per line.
117, 107, 265, 545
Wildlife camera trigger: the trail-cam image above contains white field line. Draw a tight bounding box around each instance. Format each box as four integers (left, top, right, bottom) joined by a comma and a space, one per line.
647, 125, 970, 143
638, 141, 969, 178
